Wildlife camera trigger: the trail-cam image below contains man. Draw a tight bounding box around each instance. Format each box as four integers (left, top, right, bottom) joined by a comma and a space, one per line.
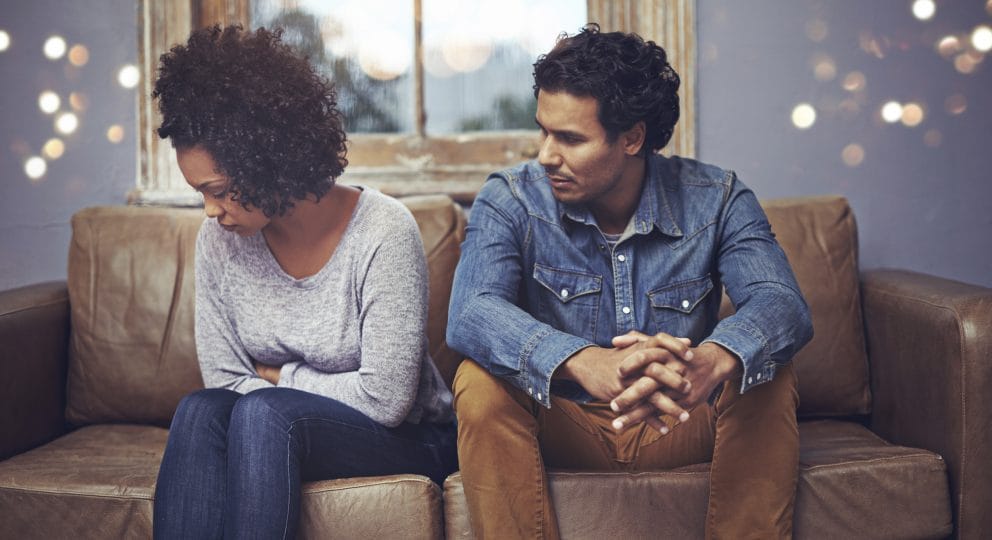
447, 24, 813, 539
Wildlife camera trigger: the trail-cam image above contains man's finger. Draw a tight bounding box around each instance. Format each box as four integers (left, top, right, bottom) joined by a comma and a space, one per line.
611, 330, 650, 348
611, 375, 660, 413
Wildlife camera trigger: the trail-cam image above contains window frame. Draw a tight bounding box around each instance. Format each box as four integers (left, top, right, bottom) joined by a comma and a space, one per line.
131, 0, 695, 205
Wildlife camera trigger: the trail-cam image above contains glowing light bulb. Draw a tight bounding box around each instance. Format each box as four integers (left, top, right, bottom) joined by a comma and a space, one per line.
117, 64, 139, 88
791, 104, 816, 129
912, 0, 936, 21
43, 35, 66, 60
972, 26, 992, 53
881, 101, 903, 123
0, 30, 10, 52
38, 91, 60, 114
55, 112, 79, 135
25, 156, 47, 180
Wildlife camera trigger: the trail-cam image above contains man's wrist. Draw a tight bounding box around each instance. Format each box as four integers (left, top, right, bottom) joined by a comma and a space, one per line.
697, 342, 742, 382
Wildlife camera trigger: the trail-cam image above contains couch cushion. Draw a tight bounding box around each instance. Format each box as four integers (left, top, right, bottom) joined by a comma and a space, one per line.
443, 420, 951, 539
721, 196, 871, 417
0, 425, 444, 539
66, 197, 465, 426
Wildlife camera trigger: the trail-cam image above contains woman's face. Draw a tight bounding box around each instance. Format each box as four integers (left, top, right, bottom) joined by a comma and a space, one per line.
176, 146, 270, 236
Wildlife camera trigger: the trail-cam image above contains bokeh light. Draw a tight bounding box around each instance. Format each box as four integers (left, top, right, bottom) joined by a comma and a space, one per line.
900, 103, 925, 126
842, 71, 866, 92
972, 26, 992, 53
987, 0, 992, 16
0, 30, 10, 52
911, 0, 936, 21
881, 101, 903, 123
68, 44, 89, 66
841, 144, 865, 167
106, 124, 125, 144
69, 92, 89, 112
813, 54, 837, 81
55, 112, 79, 135
38, 91, 60, 114
953, 53, 979, 74
43, 35, 67, 60
117, 64, 140, 88
791, 103, 816, 129
42, 138, 65, 160
805, 19, 828, 43
25, 156, 47, 180
937, 35, 961, 58
924, 129, 942, 147
441, 35, 493, 73
944, 93, 967, 115
357, 32, 411, 81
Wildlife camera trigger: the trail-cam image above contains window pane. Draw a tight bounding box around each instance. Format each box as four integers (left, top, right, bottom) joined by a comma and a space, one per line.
423, 0, 586, 134
251, 0, 415, 133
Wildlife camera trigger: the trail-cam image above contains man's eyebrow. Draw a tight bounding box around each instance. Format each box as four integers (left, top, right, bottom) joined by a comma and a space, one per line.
535, 118, 583, 139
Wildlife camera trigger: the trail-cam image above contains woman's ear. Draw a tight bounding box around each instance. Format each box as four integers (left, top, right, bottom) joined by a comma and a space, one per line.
622, 121, 647, 156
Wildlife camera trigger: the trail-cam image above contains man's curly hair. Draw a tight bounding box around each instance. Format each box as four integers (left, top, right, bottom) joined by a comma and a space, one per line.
533, 24, 680, 154
154, 25, 348, 217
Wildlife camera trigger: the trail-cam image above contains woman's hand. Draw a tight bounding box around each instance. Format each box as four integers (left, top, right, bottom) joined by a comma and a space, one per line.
253, 360, 281, 385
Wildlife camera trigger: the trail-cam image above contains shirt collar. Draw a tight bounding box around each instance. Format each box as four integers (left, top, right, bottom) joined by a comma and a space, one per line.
558, 155, 683, 238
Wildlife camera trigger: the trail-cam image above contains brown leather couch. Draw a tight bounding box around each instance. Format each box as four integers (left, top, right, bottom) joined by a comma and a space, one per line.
1, 194, 988, 539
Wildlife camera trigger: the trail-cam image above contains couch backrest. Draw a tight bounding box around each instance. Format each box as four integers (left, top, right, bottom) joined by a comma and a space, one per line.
66, 194, 867, 426
65, 196, 466, 426
720, 195, 871, 417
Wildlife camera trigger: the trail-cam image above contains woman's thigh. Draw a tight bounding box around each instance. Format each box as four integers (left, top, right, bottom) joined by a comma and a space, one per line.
230, 387, 457, 484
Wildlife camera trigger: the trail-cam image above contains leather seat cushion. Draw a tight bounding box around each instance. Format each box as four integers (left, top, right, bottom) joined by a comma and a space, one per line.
0, 424, 443, 539
443, 420, 951, 539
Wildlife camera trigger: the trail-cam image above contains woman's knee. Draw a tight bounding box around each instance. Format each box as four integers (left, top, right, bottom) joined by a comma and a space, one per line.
172, 388, 239, 426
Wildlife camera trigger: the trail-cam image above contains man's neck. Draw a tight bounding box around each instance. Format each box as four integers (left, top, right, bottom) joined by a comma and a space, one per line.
590, 155, 647, 235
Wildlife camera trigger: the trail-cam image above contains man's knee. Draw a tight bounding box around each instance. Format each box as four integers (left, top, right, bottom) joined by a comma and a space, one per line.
453, 359, 532, 426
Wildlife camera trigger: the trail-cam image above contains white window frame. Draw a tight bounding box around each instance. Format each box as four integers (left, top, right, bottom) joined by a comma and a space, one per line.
130, 0, 695, 205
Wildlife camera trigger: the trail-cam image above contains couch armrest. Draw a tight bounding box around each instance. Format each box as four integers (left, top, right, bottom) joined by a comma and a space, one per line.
862, 269, 991, 539
0, 281, 70, 461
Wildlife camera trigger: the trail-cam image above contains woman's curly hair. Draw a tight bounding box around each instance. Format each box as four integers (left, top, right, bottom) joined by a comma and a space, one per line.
154, 25, 348, 217
533, 24, 680, 154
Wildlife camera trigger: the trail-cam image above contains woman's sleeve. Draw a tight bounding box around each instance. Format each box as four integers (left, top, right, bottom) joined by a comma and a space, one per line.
194, 224, 273, 394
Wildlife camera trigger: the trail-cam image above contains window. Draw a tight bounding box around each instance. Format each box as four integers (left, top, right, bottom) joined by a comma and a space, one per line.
132, 0, 695, 205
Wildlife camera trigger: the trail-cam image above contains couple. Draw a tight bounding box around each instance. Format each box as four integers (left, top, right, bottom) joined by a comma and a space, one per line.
153, 23, 812, 540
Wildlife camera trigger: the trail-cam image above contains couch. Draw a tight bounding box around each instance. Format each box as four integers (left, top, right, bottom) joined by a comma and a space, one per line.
0, 194, 988, 539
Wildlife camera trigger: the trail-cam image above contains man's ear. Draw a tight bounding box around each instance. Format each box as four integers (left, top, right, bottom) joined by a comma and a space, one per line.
622, 121, 646, 156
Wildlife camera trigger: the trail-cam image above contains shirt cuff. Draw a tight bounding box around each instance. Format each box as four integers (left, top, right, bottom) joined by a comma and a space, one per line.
703, 321, 774, 394
521, 327, 594, 407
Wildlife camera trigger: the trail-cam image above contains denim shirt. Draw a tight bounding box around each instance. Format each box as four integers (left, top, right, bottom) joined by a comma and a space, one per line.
447, 154, 813, 407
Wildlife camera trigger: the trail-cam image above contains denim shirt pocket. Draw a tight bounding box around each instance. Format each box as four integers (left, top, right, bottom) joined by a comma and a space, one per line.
533, 263, 602, 339
647, 274, 714, 338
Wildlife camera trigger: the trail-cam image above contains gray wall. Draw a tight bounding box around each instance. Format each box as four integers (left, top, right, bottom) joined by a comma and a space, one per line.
698, 0, 991, 287
1, 1, 989, 290
0, 0, 137, 291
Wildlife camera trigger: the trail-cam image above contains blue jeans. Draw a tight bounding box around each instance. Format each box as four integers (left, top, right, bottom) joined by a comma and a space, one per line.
153, 387, 458, 539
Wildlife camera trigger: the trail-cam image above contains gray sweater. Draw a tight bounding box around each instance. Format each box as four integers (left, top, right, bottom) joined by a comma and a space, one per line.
194, 187, 454, 427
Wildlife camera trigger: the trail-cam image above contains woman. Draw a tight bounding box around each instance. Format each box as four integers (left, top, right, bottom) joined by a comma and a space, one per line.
152, 25, 456, 539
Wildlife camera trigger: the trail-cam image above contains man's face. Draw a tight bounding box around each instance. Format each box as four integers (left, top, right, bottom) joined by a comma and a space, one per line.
177, 145, 270, 236
535, 90, 630, 207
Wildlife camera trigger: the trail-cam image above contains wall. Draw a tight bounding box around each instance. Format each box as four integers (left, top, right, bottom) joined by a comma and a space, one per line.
0, 0, 137, 291
1, 1, 989, 290
697, 0, 992, 287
